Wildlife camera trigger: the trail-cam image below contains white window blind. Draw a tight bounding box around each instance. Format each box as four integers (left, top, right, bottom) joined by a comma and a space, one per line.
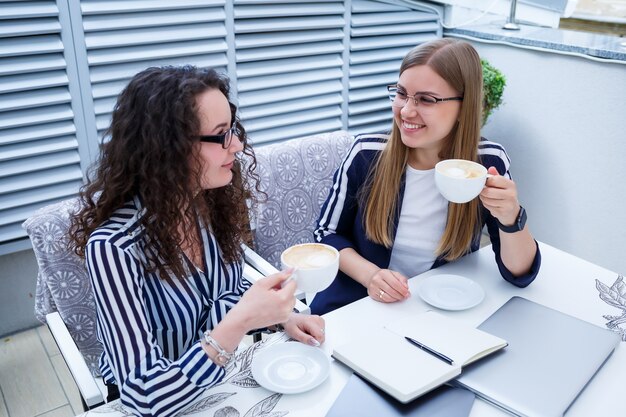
348, 0, 440, 135
71, 0, 229, 143
2, 0, 441, 254
234, 1, 346, 144
0, 0, 86, 254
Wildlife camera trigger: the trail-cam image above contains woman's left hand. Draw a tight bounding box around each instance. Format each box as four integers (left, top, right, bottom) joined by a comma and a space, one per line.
282, 313, 326, 347
479, 167, 520, 226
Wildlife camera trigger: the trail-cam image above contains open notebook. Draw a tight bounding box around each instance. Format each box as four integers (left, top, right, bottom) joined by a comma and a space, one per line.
332, 311, 507, 403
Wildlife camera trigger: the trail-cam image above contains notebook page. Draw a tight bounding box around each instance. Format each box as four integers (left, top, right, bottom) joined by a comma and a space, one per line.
384, 311, 507, 366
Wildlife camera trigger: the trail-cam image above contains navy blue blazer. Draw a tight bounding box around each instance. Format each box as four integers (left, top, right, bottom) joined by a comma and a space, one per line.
311, 134, 541, 315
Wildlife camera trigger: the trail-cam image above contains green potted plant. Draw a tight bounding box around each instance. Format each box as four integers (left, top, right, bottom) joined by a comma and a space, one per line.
481, 59, 506, 126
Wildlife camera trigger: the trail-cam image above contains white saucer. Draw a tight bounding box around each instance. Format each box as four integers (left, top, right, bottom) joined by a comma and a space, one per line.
251, 342, 330, 394
417, 274, 485, 311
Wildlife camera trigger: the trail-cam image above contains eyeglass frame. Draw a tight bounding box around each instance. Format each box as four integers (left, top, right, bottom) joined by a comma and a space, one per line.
198, 123, 239, 149
387, 84, 463, 108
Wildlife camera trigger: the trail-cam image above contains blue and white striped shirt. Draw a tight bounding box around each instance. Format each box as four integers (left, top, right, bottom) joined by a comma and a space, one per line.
86, 196, 249, 416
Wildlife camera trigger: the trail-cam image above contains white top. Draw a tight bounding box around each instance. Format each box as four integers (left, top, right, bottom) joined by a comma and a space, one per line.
388, 165, 448, 277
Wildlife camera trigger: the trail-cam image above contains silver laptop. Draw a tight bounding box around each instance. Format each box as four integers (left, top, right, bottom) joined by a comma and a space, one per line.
454, 296, 620, 417
326, 373, 475, 417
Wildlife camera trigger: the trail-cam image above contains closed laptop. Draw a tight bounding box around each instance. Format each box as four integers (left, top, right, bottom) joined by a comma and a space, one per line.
454, 296, 620, 417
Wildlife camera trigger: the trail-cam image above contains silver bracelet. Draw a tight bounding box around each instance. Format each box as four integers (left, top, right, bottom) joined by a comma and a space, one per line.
203, 330, 234, 366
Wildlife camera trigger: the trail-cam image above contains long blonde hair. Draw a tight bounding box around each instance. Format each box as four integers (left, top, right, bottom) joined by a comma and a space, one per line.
363, 39, 483, 261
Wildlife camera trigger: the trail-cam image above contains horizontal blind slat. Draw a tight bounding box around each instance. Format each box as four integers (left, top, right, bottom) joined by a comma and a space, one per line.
237, 54, 342, 78
0, 53, 66, 76
88, 39, 227, 65
0, 18, 61, 38
0, 87, 71, 112
0, 70, 68, 94
0, 121, 75, 146
240, 93, 342, 121
84, 22, 226, 49
0, 136, 78, 161
235, 3, 344, 18
238, 67, 342, 92
235, 16, 344, 33
0, 1, 58, 20
236, 40, 343, 62
0, 181, 81, 210
0, 105, 73, 130
235, 28, 343, 49
80, 0, 224, 15
0, 150, 81, 178
82, 8, 225, 32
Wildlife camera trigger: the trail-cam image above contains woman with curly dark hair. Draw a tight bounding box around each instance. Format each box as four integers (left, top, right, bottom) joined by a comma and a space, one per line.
69, 66, 325, 416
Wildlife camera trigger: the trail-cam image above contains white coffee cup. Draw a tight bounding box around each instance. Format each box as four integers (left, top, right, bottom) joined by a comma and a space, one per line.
280, 243, 339, 293
435, 159, 488, 203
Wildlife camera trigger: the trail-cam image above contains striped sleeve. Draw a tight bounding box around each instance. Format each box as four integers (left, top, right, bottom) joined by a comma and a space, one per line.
478, 138, 512, 179
86, 238, 224, 417
314, 135, 387, 250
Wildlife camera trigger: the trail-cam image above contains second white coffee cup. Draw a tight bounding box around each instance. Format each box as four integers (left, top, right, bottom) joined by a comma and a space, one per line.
280, 243, 339, 293
435, 159, 488, 203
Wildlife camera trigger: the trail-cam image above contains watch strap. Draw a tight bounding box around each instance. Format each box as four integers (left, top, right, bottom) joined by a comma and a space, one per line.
497, 206, 527, 233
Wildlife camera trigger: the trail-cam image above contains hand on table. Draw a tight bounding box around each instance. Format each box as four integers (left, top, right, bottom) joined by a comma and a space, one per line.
480, 166, 521, 226
366, 269, 410, 303
282, 313, 326, 347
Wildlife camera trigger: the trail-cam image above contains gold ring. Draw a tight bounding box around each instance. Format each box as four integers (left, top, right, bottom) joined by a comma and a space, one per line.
379, 290, 385, 299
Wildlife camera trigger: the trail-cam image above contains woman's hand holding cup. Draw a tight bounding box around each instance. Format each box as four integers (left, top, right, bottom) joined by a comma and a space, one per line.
230, 269, 297, 332
479, 166, 521, 226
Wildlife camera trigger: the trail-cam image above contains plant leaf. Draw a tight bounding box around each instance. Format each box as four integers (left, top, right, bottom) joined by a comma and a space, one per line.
597, 276, 626, 309
243, 393, 282, 417
177, 392, 236, 416
229, 370, 261, 388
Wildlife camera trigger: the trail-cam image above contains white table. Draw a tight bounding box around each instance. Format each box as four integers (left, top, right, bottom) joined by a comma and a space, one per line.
77, 242, 625, 417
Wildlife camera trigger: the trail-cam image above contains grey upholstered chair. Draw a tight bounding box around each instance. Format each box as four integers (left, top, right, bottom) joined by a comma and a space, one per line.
250, 130, 353, 266
23, 130, 353, 409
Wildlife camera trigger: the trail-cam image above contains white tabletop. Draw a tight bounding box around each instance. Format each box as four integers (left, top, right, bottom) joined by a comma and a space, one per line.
77, 242, 625, 417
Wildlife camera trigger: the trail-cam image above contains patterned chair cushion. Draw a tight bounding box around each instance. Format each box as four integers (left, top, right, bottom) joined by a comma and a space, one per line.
250, 130, 353, 267
23, 198, 102, 375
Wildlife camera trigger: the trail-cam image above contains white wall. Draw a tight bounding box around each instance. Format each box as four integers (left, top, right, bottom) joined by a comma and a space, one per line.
465, 39, 626, 274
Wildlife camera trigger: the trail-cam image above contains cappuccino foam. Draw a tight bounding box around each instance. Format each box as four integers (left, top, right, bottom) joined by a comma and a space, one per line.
442, 164, 482, 179
282, 244, 336, 269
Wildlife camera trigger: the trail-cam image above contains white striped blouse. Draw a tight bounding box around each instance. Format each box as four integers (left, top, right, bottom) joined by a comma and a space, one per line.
86, 196, 249, 416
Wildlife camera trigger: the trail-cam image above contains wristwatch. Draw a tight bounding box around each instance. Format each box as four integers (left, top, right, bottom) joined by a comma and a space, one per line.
497, 206, 527, 233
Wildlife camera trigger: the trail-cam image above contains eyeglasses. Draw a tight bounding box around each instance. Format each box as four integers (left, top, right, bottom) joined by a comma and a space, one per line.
198, 124, 238, 149
387, 85, 463, 113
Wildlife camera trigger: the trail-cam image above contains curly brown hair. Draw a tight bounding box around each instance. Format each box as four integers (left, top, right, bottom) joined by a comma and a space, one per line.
69, 65, 260, 280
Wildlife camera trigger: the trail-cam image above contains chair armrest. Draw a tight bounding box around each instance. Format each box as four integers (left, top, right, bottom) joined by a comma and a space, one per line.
242, 243, 306, 301
242, 243, 278, 276
45, 312, 105, 408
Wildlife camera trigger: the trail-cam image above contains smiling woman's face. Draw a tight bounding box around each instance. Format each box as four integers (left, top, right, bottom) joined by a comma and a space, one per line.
393, 65, 461, 156
194, 88, 243, 190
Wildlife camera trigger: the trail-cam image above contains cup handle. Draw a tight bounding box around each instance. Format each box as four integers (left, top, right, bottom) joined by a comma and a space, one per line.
280, 267, 298, 288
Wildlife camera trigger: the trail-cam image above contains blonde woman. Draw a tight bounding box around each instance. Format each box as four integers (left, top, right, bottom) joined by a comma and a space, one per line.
311, 39, 540, 315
